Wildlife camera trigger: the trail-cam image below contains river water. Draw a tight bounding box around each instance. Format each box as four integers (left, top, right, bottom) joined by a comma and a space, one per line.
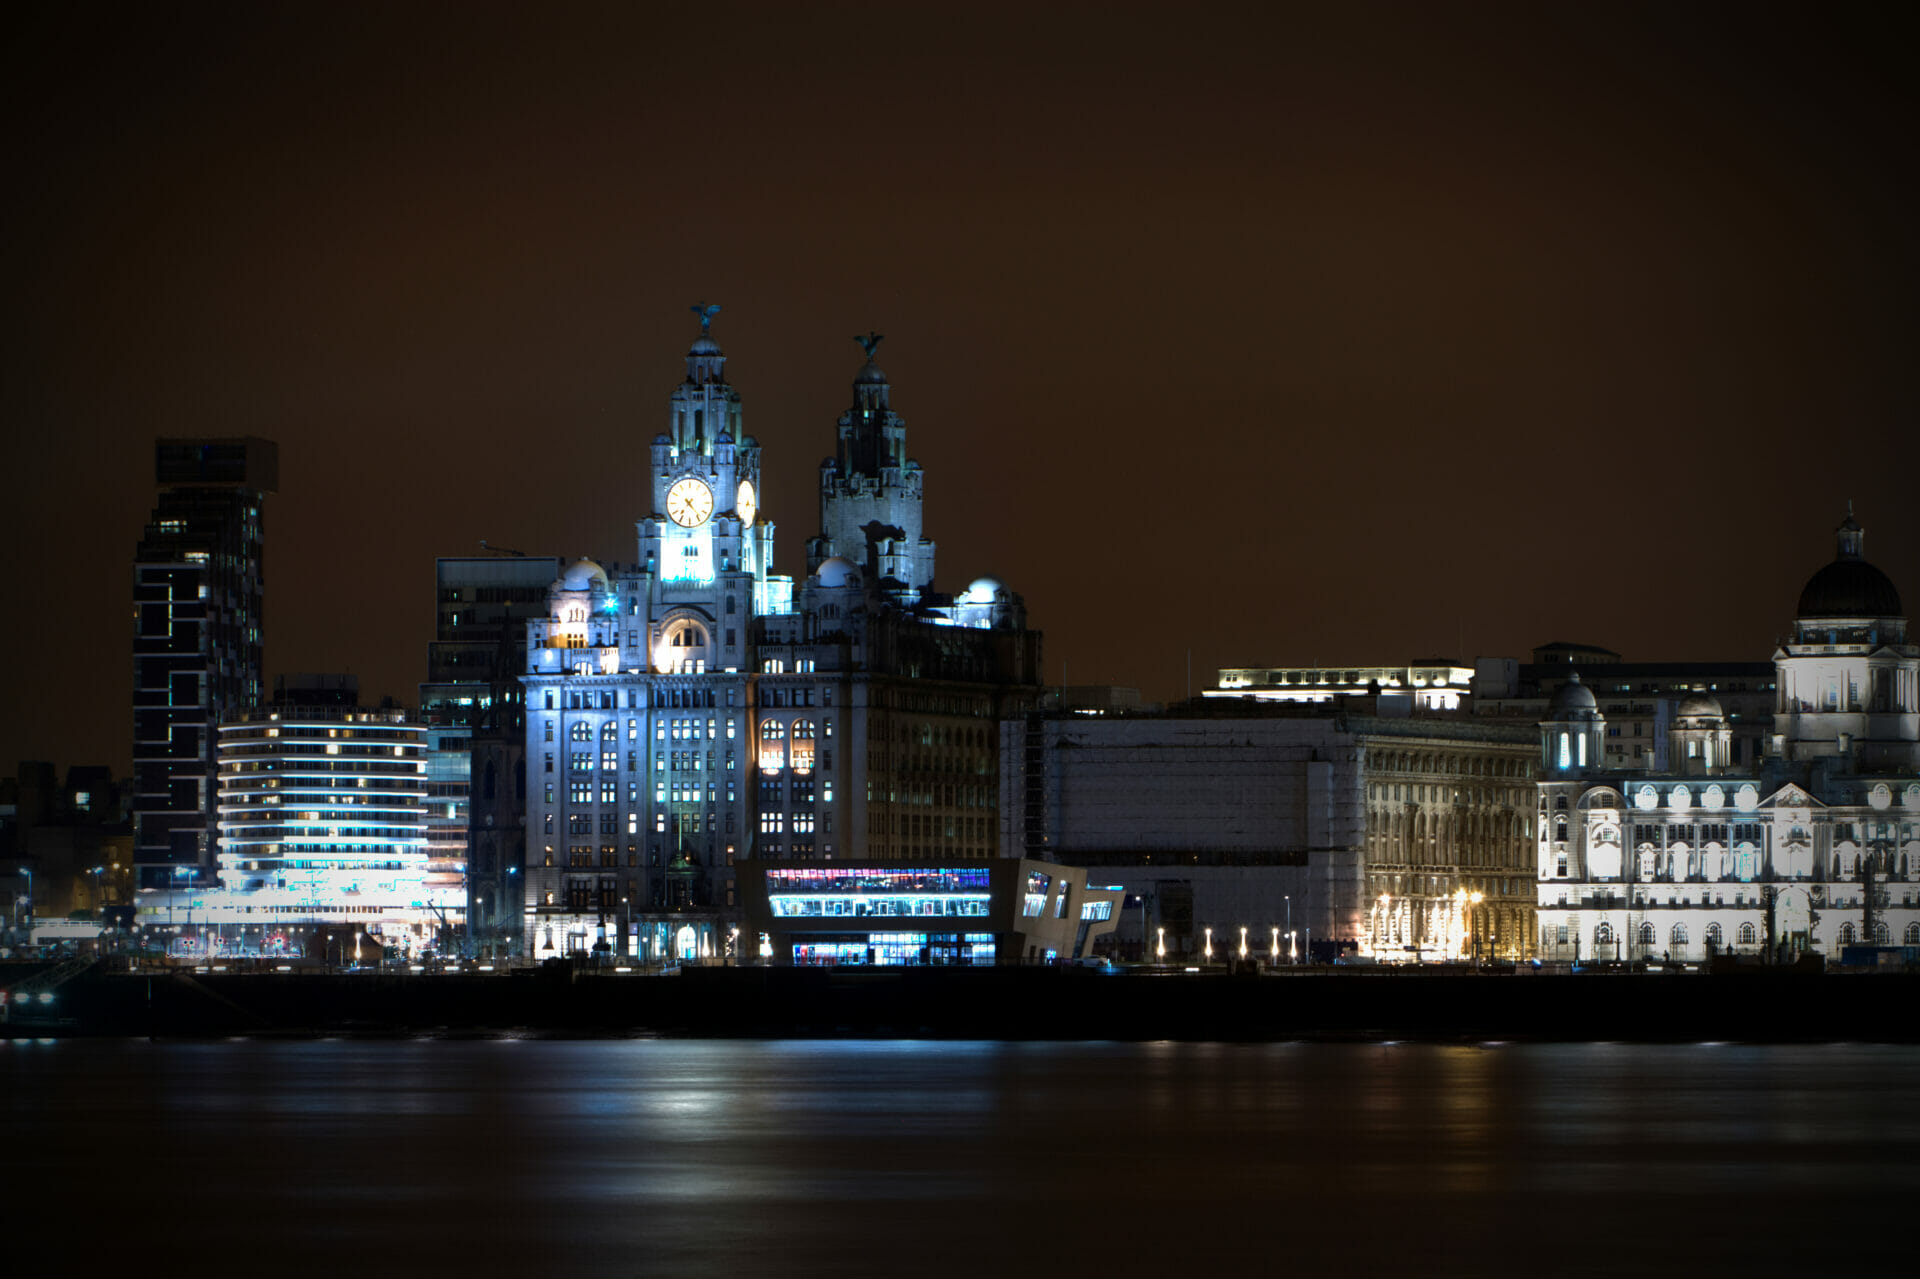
8, 1038, 1918, 1275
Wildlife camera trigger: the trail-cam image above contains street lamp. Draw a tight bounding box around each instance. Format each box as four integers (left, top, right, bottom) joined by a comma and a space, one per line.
1238, 926, 1248, 961
1203, 926, 1213, 963
1289, 929, 1297, 963
1270, 926, 1280, 964
1156, 926, 1165, 962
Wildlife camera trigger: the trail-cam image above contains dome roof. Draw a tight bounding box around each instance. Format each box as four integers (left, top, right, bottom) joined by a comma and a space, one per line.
960, 576, 1006, 604
854, 360, 888, 385
1797, 558, 1902, 619
1547, 672, 1598, 714
559, 558, 607, 591
814, 556, 860, 589
1675, 692, 1724, 720
1797, 510, 1902, 619
689, 336, 721, 357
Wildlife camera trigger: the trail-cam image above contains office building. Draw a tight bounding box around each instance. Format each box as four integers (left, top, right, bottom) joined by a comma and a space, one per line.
419, 554, 561, 955
131, 437, 276, 890
521, 316, 1044, 962
1001, 705, 1538, 962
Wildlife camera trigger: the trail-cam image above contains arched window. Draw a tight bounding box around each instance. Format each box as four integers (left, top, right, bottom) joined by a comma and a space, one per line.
1670, 923, 1688, 946
1837, 922, 1856, 946
1737, 922, 1757, 946
1595, 922, 1615, 946
1906, 922, 1920, 945
789, 719, 817, 773
759, 720, 786, 772
1705, 922, 1723, 948
601, 722, 617, 742
571, 720, 591, 741
1638, 922, 1656, 946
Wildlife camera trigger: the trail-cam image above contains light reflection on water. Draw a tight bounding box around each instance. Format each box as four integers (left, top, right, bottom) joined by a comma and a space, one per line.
7, 1039, 1919, 1275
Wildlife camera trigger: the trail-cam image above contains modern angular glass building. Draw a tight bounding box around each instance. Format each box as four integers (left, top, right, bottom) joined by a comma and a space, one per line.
739, 857, 1121, 966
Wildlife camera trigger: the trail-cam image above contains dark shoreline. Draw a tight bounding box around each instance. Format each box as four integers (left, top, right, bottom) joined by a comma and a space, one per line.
8, 966, 1917, 1043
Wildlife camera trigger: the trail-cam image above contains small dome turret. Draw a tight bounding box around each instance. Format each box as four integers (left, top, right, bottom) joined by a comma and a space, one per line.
559, 558, 608, 592
1548, 672, 1599, 717
814, 557, 860, 589
1675, 692, 1724, 720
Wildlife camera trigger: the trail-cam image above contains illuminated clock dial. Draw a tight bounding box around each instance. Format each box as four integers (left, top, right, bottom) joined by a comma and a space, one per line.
736, 479, 757, 527
666, 477, 714, 527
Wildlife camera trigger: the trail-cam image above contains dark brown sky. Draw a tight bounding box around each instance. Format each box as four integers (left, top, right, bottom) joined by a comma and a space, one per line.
5, 1, 1917, 775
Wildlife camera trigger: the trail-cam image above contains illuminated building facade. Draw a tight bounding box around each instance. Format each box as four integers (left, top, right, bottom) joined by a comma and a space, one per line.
1211, 661, 1476, 712
131, 437, 277, 890
136, 694, 446, 954
739, 858, 1122, 966
519, 317, 1043, 962
1535, 514, 1920, 963
1001, 708, 1537, 962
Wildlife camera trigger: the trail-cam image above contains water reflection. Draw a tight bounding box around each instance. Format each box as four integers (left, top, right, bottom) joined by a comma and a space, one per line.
6, 1040, 1918, 1275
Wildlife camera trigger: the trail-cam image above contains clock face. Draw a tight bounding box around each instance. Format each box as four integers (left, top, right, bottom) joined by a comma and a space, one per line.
665, 477, 714, 527
736, 479, 757, 527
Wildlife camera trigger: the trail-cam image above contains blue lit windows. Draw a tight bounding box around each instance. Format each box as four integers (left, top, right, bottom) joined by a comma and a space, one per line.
571, 720, 591, 741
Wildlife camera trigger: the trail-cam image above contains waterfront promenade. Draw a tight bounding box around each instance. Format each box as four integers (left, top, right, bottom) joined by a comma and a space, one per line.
4, 961, 1914, 1041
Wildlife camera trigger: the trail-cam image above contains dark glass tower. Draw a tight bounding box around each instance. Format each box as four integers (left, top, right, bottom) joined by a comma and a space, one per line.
131, 438, 277, 890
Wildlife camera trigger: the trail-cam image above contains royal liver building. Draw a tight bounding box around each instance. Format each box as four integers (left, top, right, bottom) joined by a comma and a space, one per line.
519, 312, 1044, 961
1536, 511, 1920, 962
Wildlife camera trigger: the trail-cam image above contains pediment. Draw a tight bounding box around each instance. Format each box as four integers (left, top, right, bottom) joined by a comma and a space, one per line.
1759, 783, 1825, 810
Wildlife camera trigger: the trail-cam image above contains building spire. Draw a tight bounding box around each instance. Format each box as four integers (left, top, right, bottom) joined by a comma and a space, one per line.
1837, 504, 1864, 559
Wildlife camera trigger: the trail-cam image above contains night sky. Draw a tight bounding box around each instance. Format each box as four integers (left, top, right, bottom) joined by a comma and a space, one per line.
5, 2, 1917, 776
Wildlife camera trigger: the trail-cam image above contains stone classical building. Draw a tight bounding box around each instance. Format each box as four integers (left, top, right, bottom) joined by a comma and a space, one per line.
1535, 512, 1920, 963
521, 315, 1043, 964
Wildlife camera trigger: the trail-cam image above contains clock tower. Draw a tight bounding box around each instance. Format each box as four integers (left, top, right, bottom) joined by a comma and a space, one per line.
634, 307, 783, 673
